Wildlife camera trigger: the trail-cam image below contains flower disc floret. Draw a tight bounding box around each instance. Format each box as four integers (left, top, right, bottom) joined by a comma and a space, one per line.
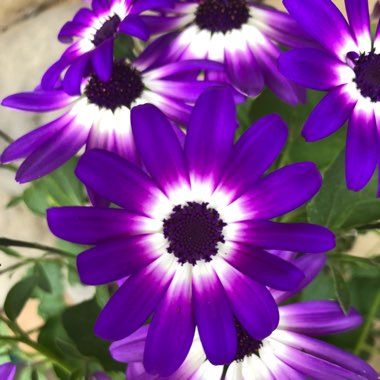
163, 202, 226, 265
353, 51, 380, 102
85, 61, 144, 111
195, 0, 250, 33
235, 319, 262, 362
92, 14, 121, 47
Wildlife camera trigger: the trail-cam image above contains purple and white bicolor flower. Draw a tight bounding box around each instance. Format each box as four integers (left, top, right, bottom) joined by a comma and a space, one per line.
1, 56, 225, 184
0, 363, 16, 380
279, 0, 380, 193
41, 0, 172, 91
138, 0, 312, 104
110, 254, 378, 380
47, 87, 335, 376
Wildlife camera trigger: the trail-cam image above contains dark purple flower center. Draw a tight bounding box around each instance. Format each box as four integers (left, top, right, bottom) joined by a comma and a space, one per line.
163, 202, 226, 265
92, 14, 121, 47
235, 320, 263, 362
85, 61, 144, 111
195, 0, 250, 33
353, 51, 380, 102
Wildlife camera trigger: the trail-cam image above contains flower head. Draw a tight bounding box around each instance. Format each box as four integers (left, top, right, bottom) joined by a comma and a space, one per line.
1, 54, 224, 185
138, 0, 313, 103
0, 363, 16, 380
110, 254, 377, 380
279, 0, 380, 193
47, 86, 335, 376
41, 0, 173, 91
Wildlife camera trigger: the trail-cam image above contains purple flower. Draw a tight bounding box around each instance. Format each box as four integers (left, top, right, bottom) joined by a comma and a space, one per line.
110, 254, 377, 380
41, 0, 172, 91
138, 0, 313, 104
279, 0, 380, 193
47, 86, 335, 376
1, 56, 224, 184
0, 363, 16, 380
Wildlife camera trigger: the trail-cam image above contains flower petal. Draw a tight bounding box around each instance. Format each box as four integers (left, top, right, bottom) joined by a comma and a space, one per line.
229, 162, 321, 221
225, 243, 305, 291
63, 52, 91, 95
345, 0, 372, 52
119, 14, 149, 41
271, 254, 327, 304
303, 84, 357, 141
192, 262, 236, 365
346, 98, 378, 191
218, 114, 288, 200
185, 86, 237, 188
77, 234, 162, 285
279, 48, 353, 91
15, 117, 88, 183
213, 257, 279, 340
283, 0, 358, 60
2, 90, 74, 112
224, 30, 264, 96
0, 363, 16, 380
278, 301, 362, 336
231, 220, 335, 253
47, 206, 160, 244
92, 39, 113, 83
131, 104, 189, 195
144, 265, 195, 377
110, 325, 149, 363
75, 149, 171, 217
95, 255, 176, 341
270, 330, 378, 380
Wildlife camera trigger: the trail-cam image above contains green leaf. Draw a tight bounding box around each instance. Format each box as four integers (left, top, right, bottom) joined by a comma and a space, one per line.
34, 264, 52, 293
114, 34, 136, 60
62, 299, 124, 372
31, 369, 39, 380
0, 246, 22, 258
35, 262, 65, 318
4, 276, 38, 320
301, 269, 335, 301
329, 263, 351, 314
307, 151, 380, 231
95, 286, 110, 308
23, 158, 85, 215
6, 196, 23, 209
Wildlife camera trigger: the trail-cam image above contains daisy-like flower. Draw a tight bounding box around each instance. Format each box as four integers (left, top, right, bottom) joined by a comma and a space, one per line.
41, 0, 173, 92
47, 87, 335, 376
0, 363, 16, 380
1, 55, 224, 184
279, 0, 380, 193
110, 253, 378, 380
137, 0, 313, 104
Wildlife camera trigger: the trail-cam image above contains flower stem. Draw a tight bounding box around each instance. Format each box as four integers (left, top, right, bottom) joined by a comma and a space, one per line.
0, 238, 73, 258
354, 290, 380, 356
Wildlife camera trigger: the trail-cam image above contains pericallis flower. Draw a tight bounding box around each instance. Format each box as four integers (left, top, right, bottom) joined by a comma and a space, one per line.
279, 0, 380, 193
137, 0, 313, 104
47, 87, 335, 376
109, 254, 378, 380
0, 363, 16, 380
1, 56, 224, 184
41, 0, 172, 91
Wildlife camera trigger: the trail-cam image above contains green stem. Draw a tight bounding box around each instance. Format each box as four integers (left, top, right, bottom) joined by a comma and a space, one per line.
0, 130, 13, 143
354, 290, 380, 355
0, 316, 72, 374
0, 164, 17, 172
0, 238, 73, 258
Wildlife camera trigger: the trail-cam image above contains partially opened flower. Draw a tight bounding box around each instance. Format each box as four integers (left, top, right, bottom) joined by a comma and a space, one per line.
1, 56, 223, 184
0, 363, 16, 380
48, 87, 335, 376
41, 0, 172, 91
137, 0, 312, 104
279, 0, 380, 193
110, 254, 377, 380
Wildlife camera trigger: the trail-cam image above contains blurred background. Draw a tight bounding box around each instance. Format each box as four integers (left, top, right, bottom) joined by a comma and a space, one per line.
0, 0, 379, 374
